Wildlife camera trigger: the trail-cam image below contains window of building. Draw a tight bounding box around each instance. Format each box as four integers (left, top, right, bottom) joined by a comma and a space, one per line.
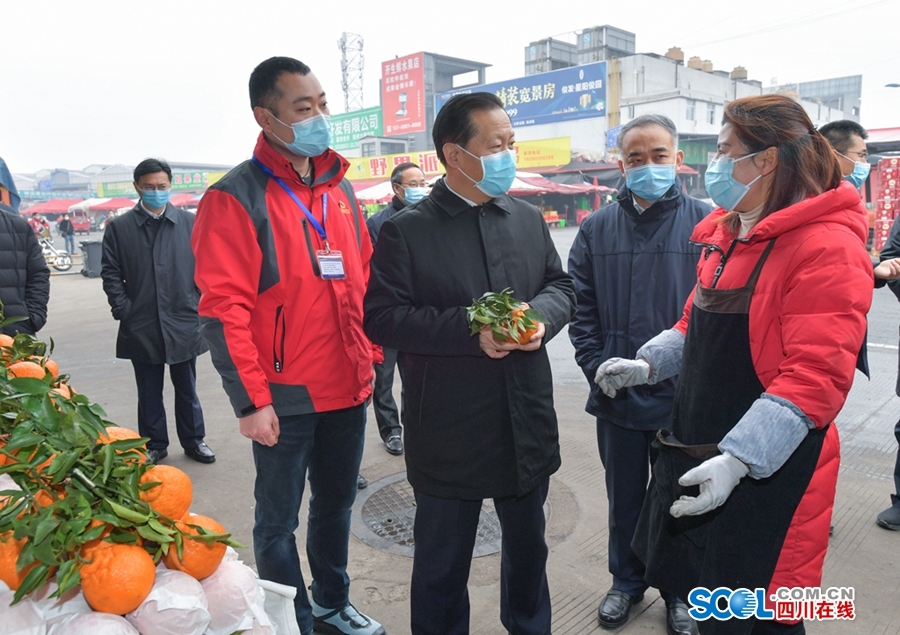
707, 104, 716, 125
686, 100, 695, 121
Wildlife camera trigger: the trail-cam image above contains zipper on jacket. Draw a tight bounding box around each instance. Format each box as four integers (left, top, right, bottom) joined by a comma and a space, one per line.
302, 219, 322, 277
689, 239, 723, 262
273, 305, 286, 373
710, 240, 739, 289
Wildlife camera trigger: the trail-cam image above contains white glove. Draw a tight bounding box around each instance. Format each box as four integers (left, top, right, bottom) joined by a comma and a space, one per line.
593, 358, 651, 398
669, 452, 749, 517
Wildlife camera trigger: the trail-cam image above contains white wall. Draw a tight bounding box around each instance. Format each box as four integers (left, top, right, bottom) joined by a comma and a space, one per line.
511, 118, 607, 153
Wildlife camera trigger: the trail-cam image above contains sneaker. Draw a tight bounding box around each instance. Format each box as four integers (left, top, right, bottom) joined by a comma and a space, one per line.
876, 505, 900, 530
311, 599, 385, 635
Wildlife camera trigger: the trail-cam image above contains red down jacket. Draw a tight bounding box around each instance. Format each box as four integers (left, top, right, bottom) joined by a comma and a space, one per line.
675, 181, 873, 593
192, 134, 379, 418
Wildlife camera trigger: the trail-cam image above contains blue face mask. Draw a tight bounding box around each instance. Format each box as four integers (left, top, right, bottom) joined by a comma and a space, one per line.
140, 189, 170, 209
402, 187, 428, 205
624, 163, 677, 202
457, 145, 517, 197
839, 153, 870, 189
704, 152, 762, 211
269, 112, 332, 157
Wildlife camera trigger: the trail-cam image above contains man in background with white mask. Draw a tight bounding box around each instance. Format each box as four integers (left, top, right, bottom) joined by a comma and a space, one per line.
568, 114, 709, 635
192, 57, 385, 635
364, 162, 427, 457
364, 92, 576, 635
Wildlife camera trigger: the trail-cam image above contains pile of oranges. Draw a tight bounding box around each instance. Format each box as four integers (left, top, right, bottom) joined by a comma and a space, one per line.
0, 331, 235, 618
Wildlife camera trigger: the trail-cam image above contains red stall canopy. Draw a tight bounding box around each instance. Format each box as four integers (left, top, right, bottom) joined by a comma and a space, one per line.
89, 198, 137, 211
21, 198, 84, 214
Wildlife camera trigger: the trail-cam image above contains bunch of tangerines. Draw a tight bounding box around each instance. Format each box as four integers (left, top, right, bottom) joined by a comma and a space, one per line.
0, 321, 240, 618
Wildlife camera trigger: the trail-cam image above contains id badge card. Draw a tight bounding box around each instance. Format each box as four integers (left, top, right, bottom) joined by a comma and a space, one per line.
317, 250, 346, 280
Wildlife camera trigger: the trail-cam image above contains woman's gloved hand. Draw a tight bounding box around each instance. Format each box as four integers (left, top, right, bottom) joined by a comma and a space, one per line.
669, 452, 749, 517
594, 358, 651, 398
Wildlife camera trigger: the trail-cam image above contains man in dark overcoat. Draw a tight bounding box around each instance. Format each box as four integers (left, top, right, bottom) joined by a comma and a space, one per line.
364, 92, 576, 635
101, 158, 213, 465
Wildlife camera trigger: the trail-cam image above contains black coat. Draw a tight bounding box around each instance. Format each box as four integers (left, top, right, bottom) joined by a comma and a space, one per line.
0, 204, 50, 335
364, 178, 576, 499
567, 185, 711, 430
365, 196, 404, 246
101, 204, 207, 365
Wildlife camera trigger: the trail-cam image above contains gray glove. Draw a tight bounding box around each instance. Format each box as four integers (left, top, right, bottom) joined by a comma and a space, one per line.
593, 357, 651, 398
669, 452, 749, 517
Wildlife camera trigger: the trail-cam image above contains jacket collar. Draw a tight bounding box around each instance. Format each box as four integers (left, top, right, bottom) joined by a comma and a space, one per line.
252, 132, 348, 189
616, 183, 683, 222
390, 195, 405, 212
131, 202, 176, 226
430, 177, 513, 217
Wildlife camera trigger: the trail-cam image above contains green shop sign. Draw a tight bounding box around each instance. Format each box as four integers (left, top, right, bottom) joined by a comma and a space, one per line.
330, 107, 383, 151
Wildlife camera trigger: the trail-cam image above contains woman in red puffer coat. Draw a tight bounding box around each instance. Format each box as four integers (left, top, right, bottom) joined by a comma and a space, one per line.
596, 94, 873, 635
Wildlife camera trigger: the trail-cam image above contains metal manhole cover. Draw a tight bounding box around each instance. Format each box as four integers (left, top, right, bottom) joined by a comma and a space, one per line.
351, 472, 505, 558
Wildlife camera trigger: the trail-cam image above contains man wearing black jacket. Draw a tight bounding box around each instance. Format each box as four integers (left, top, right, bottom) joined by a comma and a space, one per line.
568, 114, 709, 635
365, 92, 576, 635
0, 202, 50, 335
365, 162, 427, 456
101, 158, 213, 465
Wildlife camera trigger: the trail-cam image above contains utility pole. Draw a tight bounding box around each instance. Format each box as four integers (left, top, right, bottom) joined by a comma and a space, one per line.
338, 32, 365, 112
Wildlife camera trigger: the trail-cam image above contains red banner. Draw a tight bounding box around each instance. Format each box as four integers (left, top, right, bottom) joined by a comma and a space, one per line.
382, 52, 425, 136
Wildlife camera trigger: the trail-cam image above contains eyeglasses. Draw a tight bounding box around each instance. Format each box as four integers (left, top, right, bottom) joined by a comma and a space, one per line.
843, 150, 869, 161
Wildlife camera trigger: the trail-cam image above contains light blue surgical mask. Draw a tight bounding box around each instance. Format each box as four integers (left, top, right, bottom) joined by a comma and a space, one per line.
457, 145, 517, 197
141, 189, 170, 210
838, 153, 870, 189
402, 187, 428, 205
269, 111, 332, 157
625, 163, 677, 202
704, 152, 762, 211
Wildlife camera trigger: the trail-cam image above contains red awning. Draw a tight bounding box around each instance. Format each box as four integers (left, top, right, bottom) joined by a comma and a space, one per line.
89, 198, 137, 211
169, 193, 201, 207
20, 198, 85, 214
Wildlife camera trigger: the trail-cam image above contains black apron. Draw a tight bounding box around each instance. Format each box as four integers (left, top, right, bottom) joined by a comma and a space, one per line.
633, 240, 827, 634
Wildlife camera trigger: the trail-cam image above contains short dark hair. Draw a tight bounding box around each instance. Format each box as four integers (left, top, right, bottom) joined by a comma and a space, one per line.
133, 158, 172, 183
249, 57, 312, 114
432, 92, 505, 165
390, 162, 421, 185
818, 120, 868, 154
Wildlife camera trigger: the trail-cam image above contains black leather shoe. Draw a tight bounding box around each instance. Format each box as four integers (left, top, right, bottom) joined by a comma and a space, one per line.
357, 474, 368, 489
666, 601, 699, 635
384, 434, 403, 456
146, 448, 168, 464
184, 442, 216, 464
597, 589, 643, 628
877, 505, 900, 530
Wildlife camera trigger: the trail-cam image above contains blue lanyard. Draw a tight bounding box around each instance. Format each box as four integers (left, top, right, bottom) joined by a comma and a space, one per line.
252, 156, 330, 249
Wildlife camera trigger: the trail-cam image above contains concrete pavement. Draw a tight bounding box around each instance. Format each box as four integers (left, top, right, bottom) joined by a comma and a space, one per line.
35, 230, 900, 634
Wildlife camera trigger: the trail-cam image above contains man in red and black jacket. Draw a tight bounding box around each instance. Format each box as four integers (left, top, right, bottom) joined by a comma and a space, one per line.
192, 57, 385, 635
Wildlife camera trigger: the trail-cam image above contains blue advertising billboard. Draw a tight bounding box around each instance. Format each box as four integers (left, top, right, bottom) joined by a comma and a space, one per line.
435, 61, 606, 128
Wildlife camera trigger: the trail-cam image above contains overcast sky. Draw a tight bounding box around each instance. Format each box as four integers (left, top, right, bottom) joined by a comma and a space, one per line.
2, 0, 898, 174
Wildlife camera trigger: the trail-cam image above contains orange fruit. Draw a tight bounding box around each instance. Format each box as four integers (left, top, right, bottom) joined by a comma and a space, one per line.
163, 513, 227, 580
0, 532, 36, 591
0, 334, 13, 347
6, 360, 46, 379
507, 308, 538, 345
43, 358, 59, 379
80, 541, 156, 614
50, 383, 72, 400
139, 465, 192, 520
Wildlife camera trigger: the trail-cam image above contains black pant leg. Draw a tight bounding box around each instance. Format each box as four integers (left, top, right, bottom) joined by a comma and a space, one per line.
132, 360, 168, 450
494, 477, 552, 635
411, 491, 482, 635
372, 347, 401, 441
596, 418, 653, 597
169, 358, 205, 449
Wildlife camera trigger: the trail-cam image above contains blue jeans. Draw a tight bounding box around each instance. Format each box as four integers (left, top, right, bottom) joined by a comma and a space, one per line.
64, 233, 75, 255
252, 404, 366, 635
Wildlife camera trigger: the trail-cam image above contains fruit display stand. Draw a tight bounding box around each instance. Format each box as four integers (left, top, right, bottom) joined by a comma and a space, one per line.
542, 210, 560, 227
0, 319, 292, 634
